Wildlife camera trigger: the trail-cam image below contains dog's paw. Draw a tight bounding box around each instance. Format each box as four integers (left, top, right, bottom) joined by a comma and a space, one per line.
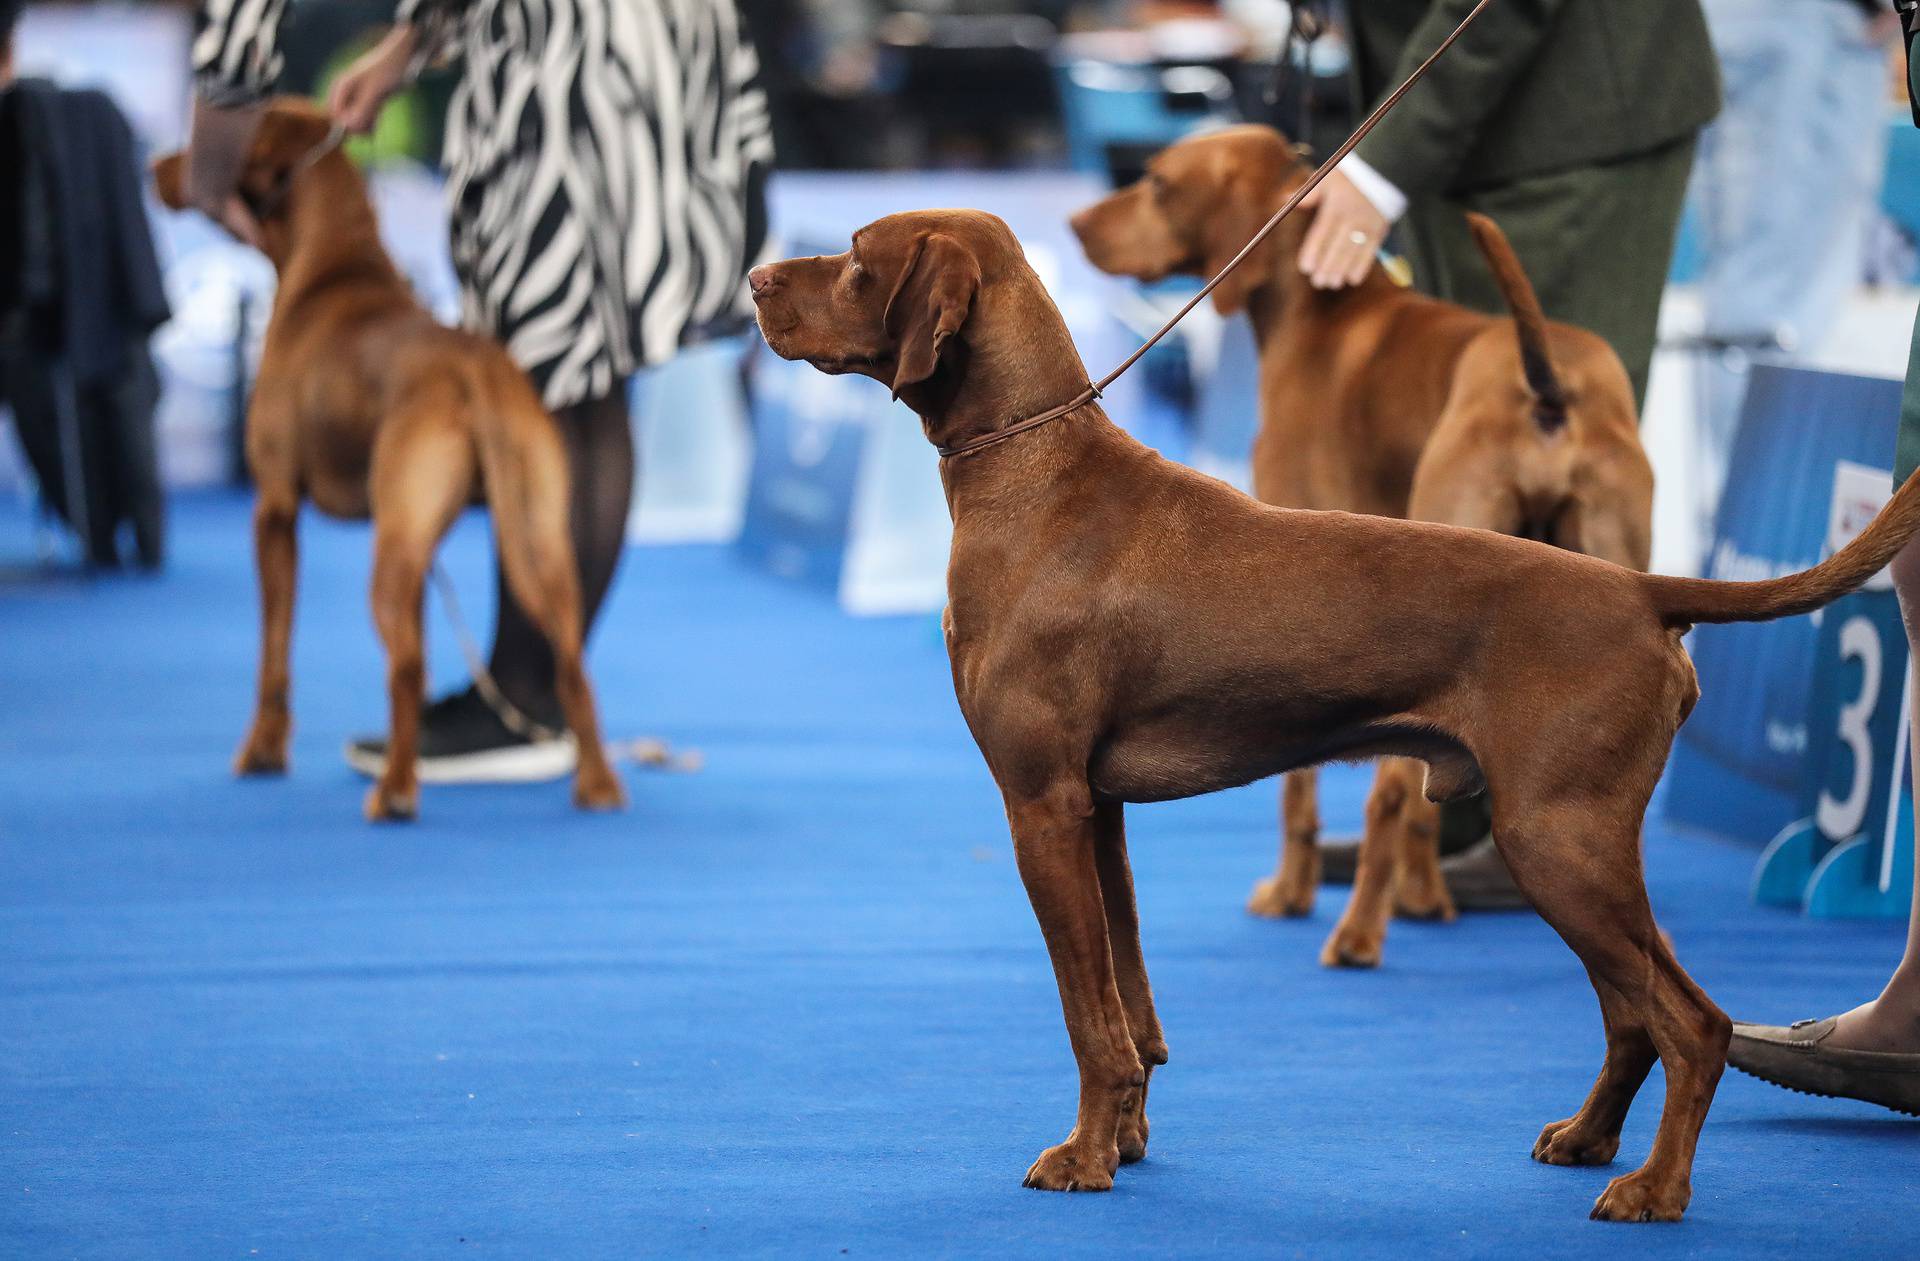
363, 782, 418, 823
1393, 881, 1456, 922
1319, 921, 1383, 968
1116, 1108, 1150, 1165
1023, 1140, 1118, 1192
1590, 1169, 1689, 1223
1533, 1117, 1620, 1167
1247, 875, 1314, 919
572, 769, 628, 812
232, 744, 289, 777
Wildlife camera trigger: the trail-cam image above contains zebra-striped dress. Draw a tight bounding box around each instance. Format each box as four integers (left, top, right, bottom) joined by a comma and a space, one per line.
193, 0, 775, 409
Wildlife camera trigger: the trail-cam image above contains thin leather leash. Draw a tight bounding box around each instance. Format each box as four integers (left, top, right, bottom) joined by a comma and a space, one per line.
936, 0, 1494, 461
428, 562, 703, 772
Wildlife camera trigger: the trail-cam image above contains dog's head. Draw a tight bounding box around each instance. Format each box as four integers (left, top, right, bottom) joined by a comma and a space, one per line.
1070, 125, 1308, 316
751, 209, 1026, 402
152, 97, 337, 260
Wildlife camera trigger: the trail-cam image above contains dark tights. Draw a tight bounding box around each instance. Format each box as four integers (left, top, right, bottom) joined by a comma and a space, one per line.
487, 383, 635, 714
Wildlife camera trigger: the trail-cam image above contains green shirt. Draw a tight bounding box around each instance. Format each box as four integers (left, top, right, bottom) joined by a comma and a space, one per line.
1349, 0, 1723, 197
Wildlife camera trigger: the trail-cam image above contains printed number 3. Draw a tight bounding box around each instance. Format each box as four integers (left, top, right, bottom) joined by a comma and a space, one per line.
1817, 615, 1881, 843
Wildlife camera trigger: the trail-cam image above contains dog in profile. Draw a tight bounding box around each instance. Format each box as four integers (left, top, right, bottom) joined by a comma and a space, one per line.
153, 99, 624, 821
1072, 124, 1653, 964
750, 206, 1920, 1221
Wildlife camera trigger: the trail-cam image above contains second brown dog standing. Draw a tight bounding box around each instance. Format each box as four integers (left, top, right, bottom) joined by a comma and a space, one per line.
153, 100, 625, 821
1072, 125, 1655, 965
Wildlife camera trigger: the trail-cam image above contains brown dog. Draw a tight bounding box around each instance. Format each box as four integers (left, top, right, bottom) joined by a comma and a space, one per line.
749, 207, 1920, 1221
1070, 125, 1655, 965
153, 100, 624, 821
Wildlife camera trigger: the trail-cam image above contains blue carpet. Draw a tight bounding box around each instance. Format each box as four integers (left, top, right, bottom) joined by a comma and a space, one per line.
1, 491, 1914, 1258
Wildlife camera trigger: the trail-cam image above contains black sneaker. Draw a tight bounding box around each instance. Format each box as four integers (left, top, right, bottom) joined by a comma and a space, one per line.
344, 685, 576, 784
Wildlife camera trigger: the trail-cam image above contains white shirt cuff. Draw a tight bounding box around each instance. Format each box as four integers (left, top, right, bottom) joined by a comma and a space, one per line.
1338, 153, 1408, 225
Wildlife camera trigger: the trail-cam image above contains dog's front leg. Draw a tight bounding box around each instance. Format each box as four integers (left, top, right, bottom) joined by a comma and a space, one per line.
1320, 757, 1450, 967
1091, 802, 1167, 1164
234, 492, 299, 775
1008, 785, 1144, 1192
1248, 769, 1320, 917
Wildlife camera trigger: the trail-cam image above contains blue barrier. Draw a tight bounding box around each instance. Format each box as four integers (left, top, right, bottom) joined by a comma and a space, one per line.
1754, 577, 1913, 919
1188, 315, 1260, 493
1665, 365, 1904, 844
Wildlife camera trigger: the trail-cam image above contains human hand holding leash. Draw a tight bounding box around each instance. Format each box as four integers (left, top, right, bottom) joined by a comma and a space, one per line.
327, 25, 418, 135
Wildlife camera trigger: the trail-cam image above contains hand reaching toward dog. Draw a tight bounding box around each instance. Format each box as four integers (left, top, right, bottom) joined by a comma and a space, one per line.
328, 26, 419, 135
1297, 169, 1391, 291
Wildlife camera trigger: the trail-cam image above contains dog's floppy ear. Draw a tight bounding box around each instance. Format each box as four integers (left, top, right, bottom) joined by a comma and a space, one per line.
884, 232, 980, 399
1201, 149, 1298, 317
151, 152, 189, 210
1203, 195, 1286, 318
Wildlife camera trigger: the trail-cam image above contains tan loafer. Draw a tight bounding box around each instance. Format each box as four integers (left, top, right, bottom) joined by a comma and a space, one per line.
1729, 1018, 1920, 1117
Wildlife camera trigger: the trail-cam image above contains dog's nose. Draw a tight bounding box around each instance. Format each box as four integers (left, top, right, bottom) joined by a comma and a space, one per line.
748, 265, 780, 298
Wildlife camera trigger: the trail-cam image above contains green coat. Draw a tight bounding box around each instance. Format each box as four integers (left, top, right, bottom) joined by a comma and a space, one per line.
1349, 0, 1723, 197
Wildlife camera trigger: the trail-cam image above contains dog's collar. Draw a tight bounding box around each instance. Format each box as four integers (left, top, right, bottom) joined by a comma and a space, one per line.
936, 386, 1100, 460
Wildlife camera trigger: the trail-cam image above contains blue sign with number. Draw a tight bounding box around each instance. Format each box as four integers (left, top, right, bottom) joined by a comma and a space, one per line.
1665, 365, 1905, 843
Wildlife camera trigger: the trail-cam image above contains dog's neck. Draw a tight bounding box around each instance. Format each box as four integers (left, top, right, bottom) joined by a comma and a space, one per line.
1239, 200, 1402, 348
901, 273, 1132, 507
264, 156, 405, 312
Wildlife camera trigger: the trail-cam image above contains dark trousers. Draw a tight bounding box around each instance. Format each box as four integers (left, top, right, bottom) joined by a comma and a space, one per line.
1396, 135, 1700, 410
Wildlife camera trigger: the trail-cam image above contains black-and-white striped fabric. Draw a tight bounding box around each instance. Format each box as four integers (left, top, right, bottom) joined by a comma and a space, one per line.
193, 0, 775, 410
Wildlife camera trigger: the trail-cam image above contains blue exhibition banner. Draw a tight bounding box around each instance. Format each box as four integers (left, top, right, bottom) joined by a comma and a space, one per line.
1664, 364, 1904, 843
737, 337, 887, 592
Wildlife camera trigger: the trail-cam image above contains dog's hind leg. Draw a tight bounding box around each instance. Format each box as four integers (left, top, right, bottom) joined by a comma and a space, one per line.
1534, 974, 1655, 1167
1008, 782, 1145, 1192
1490, 788, 1728, 1222
363, 416, 477, 821
235, 484, 300, 775
1093, 801, 1166, 1163
1249, 768, 1320, 918
477, 405, 625, 812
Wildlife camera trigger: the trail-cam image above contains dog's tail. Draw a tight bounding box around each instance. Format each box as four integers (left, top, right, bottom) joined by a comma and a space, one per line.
468, 360, 581, 639
1465, 211, 1567, 434
1643, 467, 1920, 626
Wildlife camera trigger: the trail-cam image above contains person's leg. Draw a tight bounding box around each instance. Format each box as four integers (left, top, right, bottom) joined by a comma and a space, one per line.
1727, 293, 1920, 1111
1820, 316, 1920, 1053
1824, 536, 1920, 1054
486, 383, 636, 715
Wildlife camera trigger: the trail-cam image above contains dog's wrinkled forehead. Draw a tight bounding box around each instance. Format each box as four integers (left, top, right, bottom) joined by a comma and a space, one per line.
1151, 125, 1296, 188
856, 209, 1019, 275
